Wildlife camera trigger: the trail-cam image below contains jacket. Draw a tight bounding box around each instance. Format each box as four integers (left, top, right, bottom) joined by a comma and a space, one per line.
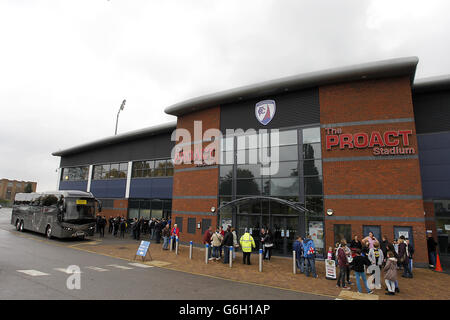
240, 233, 256, 252
397, 242, 409, 263
211, 232, 223, 247
203, 230, 212, 245
293, 240, 303, 259
223, 231, 233, 247
171, 227, 179, 238
232, 231, 238, 246
162, 227, 171, 237
384, 257, 398, 281
350, 255, 371, 273
368, 248, 384, 266
337, 247, 348, 267
302, 238, 316, 258
350, 240, 362, 250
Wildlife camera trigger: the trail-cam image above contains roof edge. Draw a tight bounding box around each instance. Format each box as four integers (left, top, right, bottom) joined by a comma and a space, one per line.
52, 121, 177, 157
413, 75, 450, 93
165, 56, 419, 116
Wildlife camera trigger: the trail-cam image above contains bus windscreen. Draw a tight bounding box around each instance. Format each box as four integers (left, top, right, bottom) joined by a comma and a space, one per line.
63, 198, 96, 222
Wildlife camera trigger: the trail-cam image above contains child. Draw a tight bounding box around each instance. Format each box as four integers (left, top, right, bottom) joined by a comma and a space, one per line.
384, 251, 398, 296
350, 249, 373, 294
327, 246, 334, 260
368, 242, 384, 289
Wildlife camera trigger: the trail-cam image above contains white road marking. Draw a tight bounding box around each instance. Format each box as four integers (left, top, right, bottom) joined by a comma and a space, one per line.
17, 270, 50, 276
53, 268, 82, 274
106, 264, 134, 270
86, 266, 109, 272
128, 262, 154, 268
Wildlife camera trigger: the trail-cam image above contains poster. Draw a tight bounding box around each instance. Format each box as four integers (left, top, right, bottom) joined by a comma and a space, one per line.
398, 231, 409, 239
136, 241, 150, 257
308, 221, 324, 250
221, 219, 232, 231
325, 259, 336, 280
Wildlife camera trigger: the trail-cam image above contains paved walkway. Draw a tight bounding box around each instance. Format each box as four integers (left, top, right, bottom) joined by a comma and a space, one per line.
73, 233, 450, 300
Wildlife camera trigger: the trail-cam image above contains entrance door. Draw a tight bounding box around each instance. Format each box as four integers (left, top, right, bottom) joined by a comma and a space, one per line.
272, 216, 298, 255
394, 226, 414, 246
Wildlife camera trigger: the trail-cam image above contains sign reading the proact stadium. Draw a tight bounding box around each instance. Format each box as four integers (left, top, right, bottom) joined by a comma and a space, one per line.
325, 128, 416, 156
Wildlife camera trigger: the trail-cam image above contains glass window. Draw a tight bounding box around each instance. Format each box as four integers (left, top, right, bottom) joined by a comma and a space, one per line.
237, 134, 258, 150
236, 164, 261, 179
109, 163, 119, 178
302, 127, 321, 144
236, 178, 261, 195
306, 196, 323, 214
305, 176, 323, 195
220, 165, 233, 179
270, 178, 299, 197
221, 151, 234, 165
119, 162, 128, 178
93, 166, 102, 180
219, 178, 232, 195
220, 136, 234, 151
151, 199, 163, 219
270, 199, 299, 215
303, 160, 322, 176
303, 143, 321, 159
236, 149, 259, 164
272, 145, 298, 161
271, 129, 298, 147
237, 199, 261, 214
268, 161, 298, 178
101, 164, 110, 179
153, 160, 166, 176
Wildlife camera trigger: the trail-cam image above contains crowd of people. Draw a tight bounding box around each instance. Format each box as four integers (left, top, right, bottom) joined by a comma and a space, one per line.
94, 216, 441, 297
327, 232, 418, 296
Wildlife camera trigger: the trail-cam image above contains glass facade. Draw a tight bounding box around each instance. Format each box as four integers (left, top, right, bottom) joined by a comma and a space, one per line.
128, 199, 172, 220
132, 158, 174, 178
434, 200, 450, 254
218, 126, 324, 256
93, 162, 128, 180
61, 166, 89, 181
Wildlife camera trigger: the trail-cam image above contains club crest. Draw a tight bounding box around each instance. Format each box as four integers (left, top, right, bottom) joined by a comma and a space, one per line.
255, 100, 276, 125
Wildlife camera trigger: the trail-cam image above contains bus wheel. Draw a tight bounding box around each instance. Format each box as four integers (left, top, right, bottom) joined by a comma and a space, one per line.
46, 225, 52, 239
16, 220, 21, 231
20, 220, 24, 232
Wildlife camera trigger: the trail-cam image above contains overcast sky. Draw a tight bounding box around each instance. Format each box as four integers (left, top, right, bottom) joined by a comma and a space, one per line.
1, 0, 449, 192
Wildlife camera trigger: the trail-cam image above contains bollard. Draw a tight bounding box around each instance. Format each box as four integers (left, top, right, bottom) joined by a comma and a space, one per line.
175, 236, 179, 255
229, 246, 233, 268
189, 241, 193, 260
293, 250, 296, 274
169, 236, 173, 252
205, 244, 209, 264
259, 249, 263, 272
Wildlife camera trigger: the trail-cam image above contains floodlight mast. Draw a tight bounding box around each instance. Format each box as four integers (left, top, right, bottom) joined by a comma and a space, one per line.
115, 99, 126, 135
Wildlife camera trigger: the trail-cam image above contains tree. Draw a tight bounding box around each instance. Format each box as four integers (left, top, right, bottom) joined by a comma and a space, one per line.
24, 183, 33, 193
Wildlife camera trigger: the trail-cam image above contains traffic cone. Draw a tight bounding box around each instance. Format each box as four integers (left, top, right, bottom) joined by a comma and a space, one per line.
435, 254, 443, 272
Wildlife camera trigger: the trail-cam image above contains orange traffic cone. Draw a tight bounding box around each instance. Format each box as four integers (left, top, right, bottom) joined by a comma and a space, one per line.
435, 254, 443, 272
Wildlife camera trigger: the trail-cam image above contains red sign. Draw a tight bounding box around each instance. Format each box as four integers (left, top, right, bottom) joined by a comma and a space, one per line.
325, 128, 415, 156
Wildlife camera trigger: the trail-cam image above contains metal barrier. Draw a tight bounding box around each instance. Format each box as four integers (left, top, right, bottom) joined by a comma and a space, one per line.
229, 246, 233, 268
293, 250, 296, 274
169, 236, 173, 252
175, 236, 179, 255
205, 244, 209, 264
259, 249, 263, 272
189, 241, 193, 259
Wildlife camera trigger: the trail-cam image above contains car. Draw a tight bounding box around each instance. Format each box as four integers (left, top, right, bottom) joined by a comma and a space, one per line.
0, 204, 2, 209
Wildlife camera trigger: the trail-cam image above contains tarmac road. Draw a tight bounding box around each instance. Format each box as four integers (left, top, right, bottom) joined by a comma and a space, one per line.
0, 208, 331, 300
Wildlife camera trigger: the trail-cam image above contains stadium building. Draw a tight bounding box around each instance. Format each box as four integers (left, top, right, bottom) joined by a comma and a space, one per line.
52, 57, 450, 264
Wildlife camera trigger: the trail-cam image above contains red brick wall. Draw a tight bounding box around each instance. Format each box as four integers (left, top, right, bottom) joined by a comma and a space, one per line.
172, 106, 220, 244
320, 76, 428, 263
424, 201, 437, 241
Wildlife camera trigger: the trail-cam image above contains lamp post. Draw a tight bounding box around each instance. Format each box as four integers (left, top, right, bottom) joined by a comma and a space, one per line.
115, 99, 126, 135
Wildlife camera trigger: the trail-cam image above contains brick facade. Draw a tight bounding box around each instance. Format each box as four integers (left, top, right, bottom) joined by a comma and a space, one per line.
171, 106, 220, 244
320, 76, 428, 263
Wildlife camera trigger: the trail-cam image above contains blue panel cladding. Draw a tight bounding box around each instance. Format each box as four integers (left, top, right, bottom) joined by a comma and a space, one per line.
151, 178, 173, 198
90, 180, 126, 198
59, 180, 87, 191
129, 178, 173, 199
129, 179, 152, 198
417, 132, 450, 199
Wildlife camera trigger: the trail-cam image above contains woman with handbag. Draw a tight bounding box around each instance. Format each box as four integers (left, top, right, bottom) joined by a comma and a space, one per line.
263, 229, 274, 260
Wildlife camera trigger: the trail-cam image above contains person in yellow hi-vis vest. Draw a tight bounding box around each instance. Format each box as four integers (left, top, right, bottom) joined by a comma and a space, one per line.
240, 229, 256, 265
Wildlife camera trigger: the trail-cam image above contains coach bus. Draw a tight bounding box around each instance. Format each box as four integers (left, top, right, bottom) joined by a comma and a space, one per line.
11, 190, 102, 239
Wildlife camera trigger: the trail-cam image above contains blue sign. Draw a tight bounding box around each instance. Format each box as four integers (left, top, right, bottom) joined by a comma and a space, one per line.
136, 241, 150, 257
